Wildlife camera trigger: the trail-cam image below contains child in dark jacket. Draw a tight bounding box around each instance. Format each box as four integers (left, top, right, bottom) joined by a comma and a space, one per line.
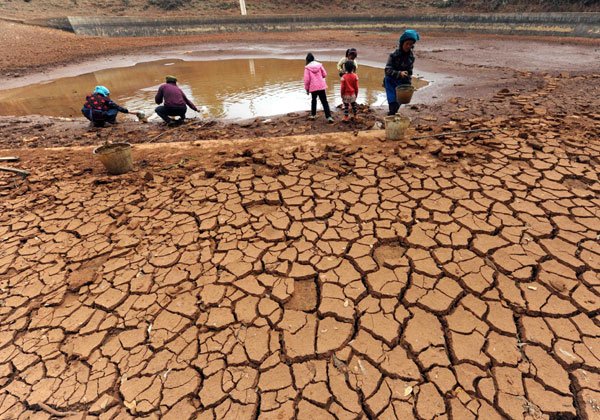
340, 61, 359, 122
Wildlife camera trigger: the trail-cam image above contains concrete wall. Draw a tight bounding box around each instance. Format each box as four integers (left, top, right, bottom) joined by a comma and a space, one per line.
24, 17, 74, 32
32, 13, 600, 38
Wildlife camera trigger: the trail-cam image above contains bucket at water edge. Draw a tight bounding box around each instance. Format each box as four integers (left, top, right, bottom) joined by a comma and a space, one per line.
396, 84, 415, 105
385, 115, 411, 140
93, 142, 133, 175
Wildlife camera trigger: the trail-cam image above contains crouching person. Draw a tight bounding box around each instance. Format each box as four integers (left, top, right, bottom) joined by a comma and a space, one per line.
82, 86, 129, 127
155, 75, 199, 126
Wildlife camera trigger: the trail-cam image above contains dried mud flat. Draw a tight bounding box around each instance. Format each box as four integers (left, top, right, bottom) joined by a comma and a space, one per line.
1, 68, 599, 419
1, 26, 600, 420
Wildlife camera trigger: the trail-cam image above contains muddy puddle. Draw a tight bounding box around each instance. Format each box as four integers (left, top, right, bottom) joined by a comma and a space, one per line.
0, 58, 428, 120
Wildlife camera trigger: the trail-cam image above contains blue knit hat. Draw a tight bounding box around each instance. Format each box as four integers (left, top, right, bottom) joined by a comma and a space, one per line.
93, 86, 110, 96
399, 29, 420, 45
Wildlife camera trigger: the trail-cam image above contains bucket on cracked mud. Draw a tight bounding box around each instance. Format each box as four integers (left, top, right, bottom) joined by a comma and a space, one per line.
385, 115, 411, 140
93, 142, 133, 175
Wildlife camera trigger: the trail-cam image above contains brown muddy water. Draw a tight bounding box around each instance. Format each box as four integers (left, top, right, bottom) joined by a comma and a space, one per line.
0, 58, 428, 120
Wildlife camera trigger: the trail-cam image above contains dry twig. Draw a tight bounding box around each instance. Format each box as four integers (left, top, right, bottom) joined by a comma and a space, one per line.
0, 166, 29, 177
411, 128, 492, 140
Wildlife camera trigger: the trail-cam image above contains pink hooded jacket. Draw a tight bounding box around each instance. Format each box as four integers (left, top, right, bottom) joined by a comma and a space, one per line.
304, 61, 328, 93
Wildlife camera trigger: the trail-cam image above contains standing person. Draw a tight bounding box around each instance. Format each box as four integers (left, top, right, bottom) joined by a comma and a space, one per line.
82, 86, 129, 127
304, 53, 334, 123
337, 48, 358, 77
384, 29, 420, 115
155, 75, 199, 126
340, 61, 359, 122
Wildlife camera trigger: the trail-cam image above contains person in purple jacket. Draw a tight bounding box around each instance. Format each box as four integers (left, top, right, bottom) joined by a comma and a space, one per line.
154, 75, 199, 126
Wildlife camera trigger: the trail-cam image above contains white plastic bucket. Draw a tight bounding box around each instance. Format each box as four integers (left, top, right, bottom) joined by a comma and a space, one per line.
385, 115, 411, 140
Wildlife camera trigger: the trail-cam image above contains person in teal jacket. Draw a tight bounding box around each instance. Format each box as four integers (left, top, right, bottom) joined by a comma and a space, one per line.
384, 29, 420, 115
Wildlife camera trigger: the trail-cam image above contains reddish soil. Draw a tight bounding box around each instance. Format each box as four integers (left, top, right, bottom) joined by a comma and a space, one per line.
2, 0, 596, 19
1, 20, 600, 420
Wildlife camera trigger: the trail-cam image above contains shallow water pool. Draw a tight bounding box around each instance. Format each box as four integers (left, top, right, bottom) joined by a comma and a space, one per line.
0, 58, 428, 120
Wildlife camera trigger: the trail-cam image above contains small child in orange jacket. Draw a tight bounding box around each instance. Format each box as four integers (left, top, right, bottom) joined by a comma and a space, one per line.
340, 61, 359, 122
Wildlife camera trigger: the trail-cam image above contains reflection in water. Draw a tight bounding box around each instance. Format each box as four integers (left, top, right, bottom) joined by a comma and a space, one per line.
0, 58, 427, 120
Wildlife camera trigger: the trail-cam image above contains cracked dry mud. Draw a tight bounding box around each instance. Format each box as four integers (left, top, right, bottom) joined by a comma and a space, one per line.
0, 72, 599, 420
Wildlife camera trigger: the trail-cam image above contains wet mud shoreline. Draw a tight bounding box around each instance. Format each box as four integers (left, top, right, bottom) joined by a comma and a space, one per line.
1, 29, 598, 148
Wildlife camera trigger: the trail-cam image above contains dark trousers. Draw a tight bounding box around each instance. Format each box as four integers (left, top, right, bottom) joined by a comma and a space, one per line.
155, 105, 187, 124
343, 102, 357, 116
82, 108, 118, 127
384, 76, 408, 115
310, 90, 331, 118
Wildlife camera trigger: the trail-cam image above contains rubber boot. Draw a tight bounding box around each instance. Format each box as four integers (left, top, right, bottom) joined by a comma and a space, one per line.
388, 102, 400, 116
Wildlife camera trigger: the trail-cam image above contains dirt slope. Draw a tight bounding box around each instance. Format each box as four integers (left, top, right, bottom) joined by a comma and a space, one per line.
1, 0, 597, 19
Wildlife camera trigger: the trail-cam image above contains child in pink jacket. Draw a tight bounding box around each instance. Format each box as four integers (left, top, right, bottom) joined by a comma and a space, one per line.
304, 53, 333, 123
